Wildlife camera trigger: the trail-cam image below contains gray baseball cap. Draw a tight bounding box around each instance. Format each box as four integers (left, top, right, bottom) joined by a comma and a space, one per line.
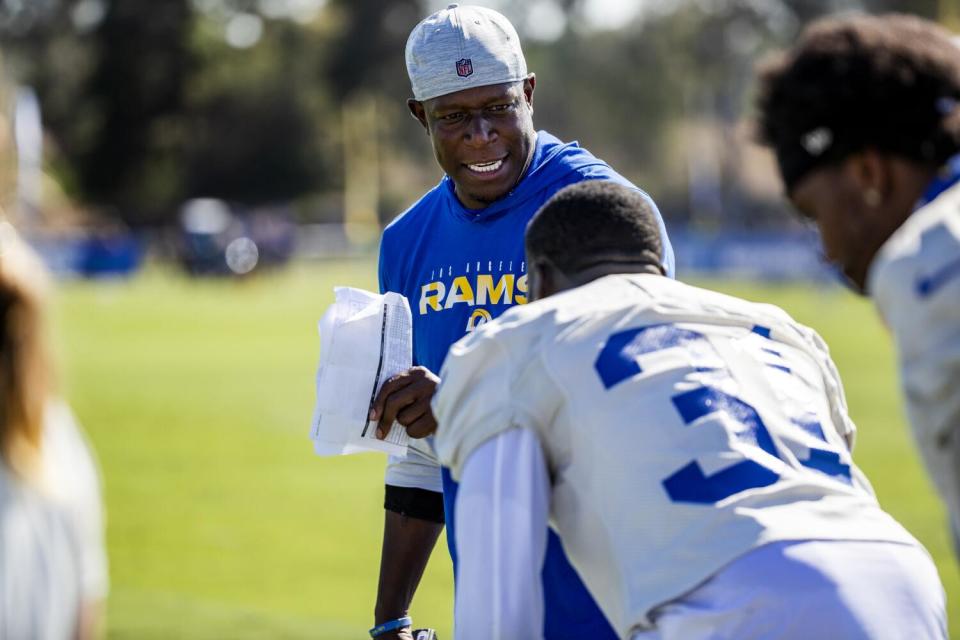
405, 4, 528, 102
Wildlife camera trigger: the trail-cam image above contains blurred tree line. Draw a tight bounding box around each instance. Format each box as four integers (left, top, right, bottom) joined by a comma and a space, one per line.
0, 0, 949, 227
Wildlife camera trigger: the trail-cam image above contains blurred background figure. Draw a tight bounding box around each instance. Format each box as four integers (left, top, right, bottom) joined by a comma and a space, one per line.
0, 221, 107, 639
0, 33, 107, 640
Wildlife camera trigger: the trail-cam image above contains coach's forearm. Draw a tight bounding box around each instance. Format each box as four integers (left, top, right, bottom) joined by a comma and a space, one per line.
374, 504, 444, 623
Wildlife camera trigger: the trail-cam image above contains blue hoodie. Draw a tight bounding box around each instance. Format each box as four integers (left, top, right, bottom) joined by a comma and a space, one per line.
379, 130, 674, 639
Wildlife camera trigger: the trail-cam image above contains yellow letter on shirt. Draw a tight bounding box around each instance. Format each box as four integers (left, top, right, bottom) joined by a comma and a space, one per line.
515, 274, 528, 305
476, 274, 514, 305
420, 281, 446, 314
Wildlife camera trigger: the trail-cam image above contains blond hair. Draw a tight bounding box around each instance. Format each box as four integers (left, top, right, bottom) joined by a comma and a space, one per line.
0, 222, 53, 482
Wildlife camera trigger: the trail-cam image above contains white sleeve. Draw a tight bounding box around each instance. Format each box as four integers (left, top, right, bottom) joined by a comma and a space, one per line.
454, 428, 549, 640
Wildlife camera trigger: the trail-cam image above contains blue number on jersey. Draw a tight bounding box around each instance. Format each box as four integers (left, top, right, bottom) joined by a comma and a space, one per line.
594, 323, 851, 505
664, 385, 780, 503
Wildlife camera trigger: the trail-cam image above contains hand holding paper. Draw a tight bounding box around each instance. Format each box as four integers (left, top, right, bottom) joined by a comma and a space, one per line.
369, 366, 440, 440
310, 287, 413, 457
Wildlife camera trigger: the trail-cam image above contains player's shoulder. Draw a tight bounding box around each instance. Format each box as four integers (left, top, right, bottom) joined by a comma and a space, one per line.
876, 182, 960, 268
626, 275, 834, 363
451, 274, 816, 363
447, 295, 557, 363
452, 275, 671, 360
481, 273, 800, 335
621, 273, 797, 326
441, 286, 592, 393
868, 182, 960, 304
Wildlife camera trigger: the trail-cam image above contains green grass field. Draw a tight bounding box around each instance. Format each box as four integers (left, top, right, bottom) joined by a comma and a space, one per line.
53, 261, 958, 638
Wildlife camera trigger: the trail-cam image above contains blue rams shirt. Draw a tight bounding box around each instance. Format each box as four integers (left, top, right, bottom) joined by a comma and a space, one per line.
378, 130, 675, 639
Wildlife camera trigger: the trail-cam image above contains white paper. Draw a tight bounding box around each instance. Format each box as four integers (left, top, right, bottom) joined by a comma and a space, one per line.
310, 287, 412, 457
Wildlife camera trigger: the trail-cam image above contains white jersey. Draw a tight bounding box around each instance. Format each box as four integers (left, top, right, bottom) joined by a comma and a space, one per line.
434, 274, 918, 637
867, 178, 960, 531
869, 179, 960, 445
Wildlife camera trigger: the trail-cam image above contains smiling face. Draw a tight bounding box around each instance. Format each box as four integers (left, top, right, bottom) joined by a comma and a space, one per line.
409, 77, 537, 210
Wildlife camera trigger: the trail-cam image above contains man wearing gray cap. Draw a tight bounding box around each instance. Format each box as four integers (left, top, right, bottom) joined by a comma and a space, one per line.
367, 5, 674, 639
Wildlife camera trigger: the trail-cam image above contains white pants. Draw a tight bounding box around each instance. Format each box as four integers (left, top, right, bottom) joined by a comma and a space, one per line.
633, 540, 947, 640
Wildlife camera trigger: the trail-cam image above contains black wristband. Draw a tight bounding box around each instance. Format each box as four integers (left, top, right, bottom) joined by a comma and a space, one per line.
384, 484, 445, 524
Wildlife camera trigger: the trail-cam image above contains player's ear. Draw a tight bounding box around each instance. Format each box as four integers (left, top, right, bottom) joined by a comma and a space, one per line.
522, 74, 536, 113
844, 149, 889, 212
408, 99, 429, 132
529, 258, 555, 301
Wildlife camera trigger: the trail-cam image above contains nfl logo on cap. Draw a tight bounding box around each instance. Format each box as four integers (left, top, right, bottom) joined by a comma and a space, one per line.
456, 58, 473, 77
405, 4, 528, 101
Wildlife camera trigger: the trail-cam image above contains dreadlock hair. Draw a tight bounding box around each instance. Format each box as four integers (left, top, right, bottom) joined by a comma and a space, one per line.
0, 223, 53, 483
525, 180, 664, 276
755, 13, 960, 193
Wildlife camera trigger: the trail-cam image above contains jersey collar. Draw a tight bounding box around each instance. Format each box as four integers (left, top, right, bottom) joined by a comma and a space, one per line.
916, 153, 960, 210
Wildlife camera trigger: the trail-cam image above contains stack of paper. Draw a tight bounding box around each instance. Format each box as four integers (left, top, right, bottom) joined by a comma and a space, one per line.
310, 287, 412, 457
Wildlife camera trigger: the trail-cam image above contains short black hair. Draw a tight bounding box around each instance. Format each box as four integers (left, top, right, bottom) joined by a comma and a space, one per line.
755, 13, 960, 192
525, 180, 663, 275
